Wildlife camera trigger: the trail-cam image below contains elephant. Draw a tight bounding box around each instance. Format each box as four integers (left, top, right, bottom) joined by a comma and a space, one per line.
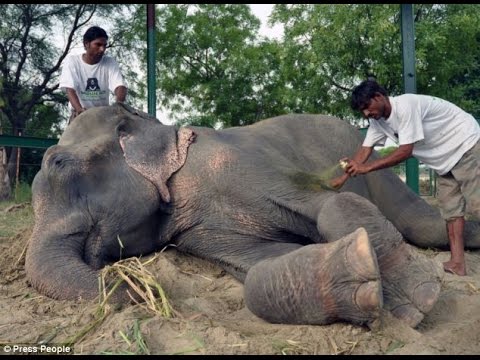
25, 103, 480, 329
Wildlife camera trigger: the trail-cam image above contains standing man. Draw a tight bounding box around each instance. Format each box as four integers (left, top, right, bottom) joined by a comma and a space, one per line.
59, 26, 127, 124
331, 79, 480, 276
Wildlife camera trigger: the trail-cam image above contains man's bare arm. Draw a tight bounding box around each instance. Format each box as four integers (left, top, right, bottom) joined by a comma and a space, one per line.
349, 146, 373, 164
330, 146, 373, 189
114, 86, 127, 103
65, 88, 85, 114
345, 144, 413, 176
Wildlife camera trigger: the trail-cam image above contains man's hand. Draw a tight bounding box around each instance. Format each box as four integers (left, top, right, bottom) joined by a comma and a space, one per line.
74, 107, 87, 117
329, 173, 349, 190
345, 159, 371, 176
343, 144, 413, 177
115, 85, 127, 103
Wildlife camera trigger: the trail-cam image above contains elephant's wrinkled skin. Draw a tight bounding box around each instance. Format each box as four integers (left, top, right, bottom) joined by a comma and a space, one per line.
26, 104, 480, 328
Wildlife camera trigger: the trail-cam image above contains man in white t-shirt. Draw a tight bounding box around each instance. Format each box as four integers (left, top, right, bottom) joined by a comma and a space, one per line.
330, 79, 480, 276
59, 26, 127, 124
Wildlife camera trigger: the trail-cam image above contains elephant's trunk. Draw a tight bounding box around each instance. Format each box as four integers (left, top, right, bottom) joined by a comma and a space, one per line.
25, 207, 132, 302
25, 224, 101, 301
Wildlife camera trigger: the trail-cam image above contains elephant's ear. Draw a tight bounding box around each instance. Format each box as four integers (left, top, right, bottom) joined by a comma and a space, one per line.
116, 119, 196, 203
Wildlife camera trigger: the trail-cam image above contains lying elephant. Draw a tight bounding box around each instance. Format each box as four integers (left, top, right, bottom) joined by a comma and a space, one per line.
25, 103, 480, 328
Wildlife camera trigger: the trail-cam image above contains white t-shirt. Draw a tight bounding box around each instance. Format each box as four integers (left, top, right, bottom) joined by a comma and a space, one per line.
363, 94, 480, 175
59, 53, 126, 109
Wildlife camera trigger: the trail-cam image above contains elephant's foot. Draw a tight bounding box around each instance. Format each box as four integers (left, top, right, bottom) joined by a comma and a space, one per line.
378, 242, 443, 327
244, 227, 383, 326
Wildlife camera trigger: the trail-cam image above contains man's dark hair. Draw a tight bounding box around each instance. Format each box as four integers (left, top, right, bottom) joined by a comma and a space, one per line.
83, 26, 108, 43
351, 80, 388, 111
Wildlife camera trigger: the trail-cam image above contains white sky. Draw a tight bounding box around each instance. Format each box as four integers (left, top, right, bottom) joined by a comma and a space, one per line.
250, 4, 284, 40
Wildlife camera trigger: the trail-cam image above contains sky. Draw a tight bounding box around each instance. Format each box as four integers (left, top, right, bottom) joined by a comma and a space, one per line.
249, 4, 284, 40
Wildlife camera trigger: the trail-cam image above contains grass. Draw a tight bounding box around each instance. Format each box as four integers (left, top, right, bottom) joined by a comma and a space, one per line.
117, 320, 150, 355
62, 254, 175, 351
0, 181, 32, 206
0, 182, 33, 238
271, 339, 311, 355
13, 181, 32, 203
99, 320, 151, 355
99, 255, 174, 318
1, 181, 175, 353
0, 205, 33, 238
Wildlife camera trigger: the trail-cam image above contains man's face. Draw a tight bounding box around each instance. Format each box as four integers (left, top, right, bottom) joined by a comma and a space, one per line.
85, 37, 107, 63
361, 93, 387, 120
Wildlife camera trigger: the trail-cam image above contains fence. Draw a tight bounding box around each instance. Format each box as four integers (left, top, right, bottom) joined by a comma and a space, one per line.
0, 135, 57, 188
394, 162, 437, 197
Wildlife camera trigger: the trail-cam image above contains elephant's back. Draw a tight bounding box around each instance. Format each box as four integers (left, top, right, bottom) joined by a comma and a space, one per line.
176, 114, 372, 221
179, 114, 370, 211
218, 114, 364, 171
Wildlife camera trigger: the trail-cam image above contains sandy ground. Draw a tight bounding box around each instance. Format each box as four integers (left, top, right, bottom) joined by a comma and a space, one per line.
1, 201, 480, 355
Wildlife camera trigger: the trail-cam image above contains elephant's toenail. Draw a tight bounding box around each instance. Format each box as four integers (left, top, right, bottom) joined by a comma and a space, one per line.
413, 282, 441, 313
354, 281, 383, 313
346, 228, 379, 280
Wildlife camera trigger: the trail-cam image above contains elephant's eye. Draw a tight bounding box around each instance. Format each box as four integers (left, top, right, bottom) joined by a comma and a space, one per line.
46, 153, 74, 171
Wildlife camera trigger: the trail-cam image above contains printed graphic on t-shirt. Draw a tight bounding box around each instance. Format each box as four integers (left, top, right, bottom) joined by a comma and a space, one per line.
80, 77, 107, 101
86, 78, 101, 91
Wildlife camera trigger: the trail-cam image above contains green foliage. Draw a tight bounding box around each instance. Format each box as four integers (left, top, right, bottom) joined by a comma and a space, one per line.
377, 146, 398, 158
3, 4, 480, 137
0, 4, 134, 188
153, 4, 269, 127
271, 4, 480, 120
377, 146, 405, 176
118, 4, 480, 129
19, 148, 46, 185
414, 5, 480, 118
122, 4, 290, 127
0, 4, 131, 138
14, 182, 32, 203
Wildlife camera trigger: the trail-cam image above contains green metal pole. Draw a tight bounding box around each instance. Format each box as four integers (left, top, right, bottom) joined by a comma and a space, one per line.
401, 4, 419, 194
147, 4, 156, 117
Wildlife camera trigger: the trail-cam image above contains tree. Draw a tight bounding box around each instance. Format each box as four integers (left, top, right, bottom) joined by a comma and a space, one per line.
121, 4, 480, 131
0, 4, 132, 199
413, 5, 480, 118
270, 4, 480, 120
122, 4, 290, 128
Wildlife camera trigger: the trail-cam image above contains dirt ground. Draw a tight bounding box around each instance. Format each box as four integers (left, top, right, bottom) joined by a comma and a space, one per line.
1, 200, 480, 355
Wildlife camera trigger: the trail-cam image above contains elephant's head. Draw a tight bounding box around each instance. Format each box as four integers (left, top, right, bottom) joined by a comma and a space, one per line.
25, 103, 195, 301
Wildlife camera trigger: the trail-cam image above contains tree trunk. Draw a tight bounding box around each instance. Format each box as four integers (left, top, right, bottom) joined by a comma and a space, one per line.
0, 147, 12, 200
7, 145, 18, 188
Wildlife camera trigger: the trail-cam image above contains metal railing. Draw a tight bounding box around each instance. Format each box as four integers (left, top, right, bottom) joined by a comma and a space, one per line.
0, 134, 58, 149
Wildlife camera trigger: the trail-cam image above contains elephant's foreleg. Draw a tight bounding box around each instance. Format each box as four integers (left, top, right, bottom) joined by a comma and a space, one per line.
315, 192, 443, 327
244, 228, 382, 326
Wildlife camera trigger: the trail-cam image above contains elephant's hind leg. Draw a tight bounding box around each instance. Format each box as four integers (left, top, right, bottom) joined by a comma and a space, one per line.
316, 192, 443, 328
244, 228, 382, 326
377, 242, 443, 326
